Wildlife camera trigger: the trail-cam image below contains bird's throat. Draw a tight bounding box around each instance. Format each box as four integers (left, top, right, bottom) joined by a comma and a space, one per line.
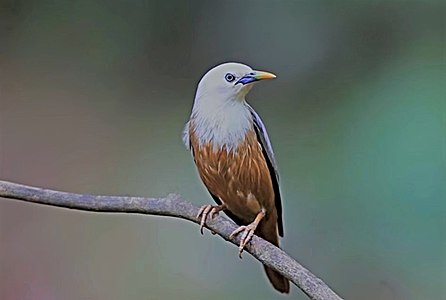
191, 102, 252, 151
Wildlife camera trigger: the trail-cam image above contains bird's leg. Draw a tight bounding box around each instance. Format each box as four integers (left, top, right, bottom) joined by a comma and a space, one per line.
229, 209, 266, 258
196, 203, 227, 234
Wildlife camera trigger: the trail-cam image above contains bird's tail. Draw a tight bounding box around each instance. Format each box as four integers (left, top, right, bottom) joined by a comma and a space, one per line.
258, 217, 290, 294
264, 265, 290, 293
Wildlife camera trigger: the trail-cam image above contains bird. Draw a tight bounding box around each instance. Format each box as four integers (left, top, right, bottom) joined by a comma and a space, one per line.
183, 62, 289, 293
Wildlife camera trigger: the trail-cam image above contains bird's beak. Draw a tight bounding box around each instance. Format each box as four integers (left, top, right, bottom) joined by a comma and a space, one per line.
236, 70, 277, 85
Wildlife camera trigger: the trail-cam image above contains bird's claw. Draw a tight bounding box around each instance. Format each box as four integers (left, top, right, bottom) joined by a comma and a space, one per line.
229, 223, 257, 258
197, 205, 212, 234
196, 204, 225, 234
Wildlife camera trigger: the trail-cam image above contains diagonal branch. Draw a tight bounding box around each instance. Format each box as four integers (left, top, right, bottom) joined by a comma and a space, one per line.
0, 180, 343, 300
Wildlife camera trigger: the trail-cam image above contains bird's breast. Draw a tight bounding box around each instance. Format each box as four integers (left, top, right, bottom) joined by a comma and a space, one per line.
190, 125, 275, 223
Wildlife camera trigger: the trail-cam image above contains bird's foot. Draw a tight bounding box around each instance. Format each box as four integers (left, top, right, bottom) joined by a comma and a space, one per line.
196, 204, 226, 234
229, 210, 266, 258
229, 223, 258, 258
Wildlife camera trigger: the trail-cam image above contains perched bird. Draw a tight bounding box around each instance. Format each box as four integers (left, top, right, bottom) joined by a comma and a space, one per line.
183, 62, 289, 293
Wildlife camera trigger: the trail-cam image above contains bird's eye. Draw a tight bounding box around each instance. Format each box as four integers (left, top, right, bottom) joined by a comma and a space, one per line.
225, 73, 235, 82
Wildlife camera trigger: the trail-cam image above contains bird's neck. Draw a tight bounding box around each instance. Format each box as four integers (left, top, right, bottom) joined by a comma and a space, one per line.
190, 98, 253, 151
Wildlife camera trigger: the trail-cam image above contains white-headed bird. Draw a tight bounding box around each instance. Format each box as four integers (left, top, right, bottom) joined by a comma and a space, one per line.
183, 62, 289, 293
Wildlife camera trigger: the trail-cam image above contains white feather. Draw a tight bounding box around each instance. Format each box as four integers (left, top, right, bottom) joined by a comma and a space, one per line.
184, 62, 278, 153
184, 62, 256, 151
190, 98, 252, 150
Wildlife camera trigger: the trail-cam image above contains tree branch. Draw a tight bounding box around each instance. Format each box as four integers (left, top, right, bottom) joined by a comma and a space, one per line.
0, 180, 343, 300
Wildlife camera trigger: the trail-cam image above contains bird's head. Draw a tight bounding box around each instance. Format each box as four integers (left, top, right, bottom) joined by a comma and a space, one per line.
195, 62, 276, 103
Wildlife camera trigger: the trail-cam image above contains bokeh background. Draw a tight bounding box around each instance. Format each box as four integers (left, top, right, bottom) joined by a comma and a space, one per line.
1, 1, 445, 299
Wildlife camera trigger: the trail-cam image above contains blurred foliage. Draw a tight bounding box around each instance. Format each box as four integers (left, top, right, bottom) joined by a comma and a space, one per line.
1, 1, 445, 299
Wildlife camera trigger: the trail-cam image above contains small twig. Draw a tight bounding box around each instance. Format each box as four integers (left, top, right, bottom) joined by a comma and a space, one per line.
0, 180, 343, 300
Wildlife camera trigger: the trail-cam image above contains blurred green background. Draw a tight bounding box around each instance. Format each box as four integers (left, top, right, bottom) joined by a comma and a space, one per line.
1, 1, 445, 299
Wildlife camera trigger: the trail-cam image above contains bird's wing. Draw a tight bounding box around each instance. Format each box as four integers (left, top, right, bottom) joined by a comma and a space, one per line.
182, 121, 191, 149
246, 103, 284, 237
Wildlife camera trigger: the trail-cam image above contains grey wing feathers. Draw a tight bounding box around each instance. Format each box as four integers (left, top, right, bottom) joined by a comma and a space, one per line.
182, 121, 191, 149
246, 103, 284, 237
246, 104, 279, 180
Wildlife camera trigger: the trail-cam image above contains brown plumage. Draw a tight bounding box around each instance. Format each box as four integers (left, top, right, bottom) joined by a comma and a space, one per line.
191, 127, 274, 224
189, 124, 289, 293
184, 62, 289, 293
